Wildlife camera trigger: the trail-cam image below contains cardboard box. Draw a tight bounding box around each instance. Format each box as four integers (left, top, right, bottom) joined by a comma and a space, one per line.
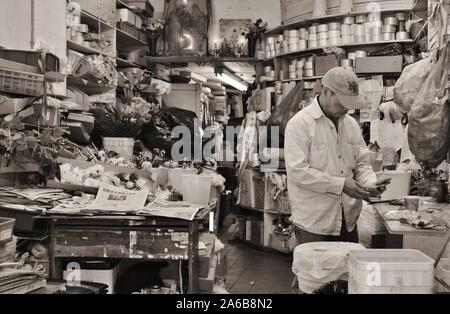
315, 55, 339, 76
355, 56, 404, 74
66, 86, 90, 112
116, 8, 136, 26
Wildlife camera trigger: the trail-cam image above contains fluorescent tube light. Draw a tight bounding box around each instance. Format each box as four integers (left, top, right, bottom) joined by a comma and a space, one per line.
216, 73, 248, 92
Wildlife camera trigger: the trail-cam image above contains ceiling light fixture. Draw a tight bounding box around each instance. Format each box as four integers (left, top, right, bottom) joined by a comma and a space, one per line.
216, 73, 248, 92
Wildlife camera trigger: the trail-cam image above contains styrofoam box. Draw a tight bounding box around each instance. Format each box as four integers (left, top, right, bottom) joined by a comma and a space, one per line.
349, 279, 434, 294
63, 263, 120, 294
348, 250, 435, 289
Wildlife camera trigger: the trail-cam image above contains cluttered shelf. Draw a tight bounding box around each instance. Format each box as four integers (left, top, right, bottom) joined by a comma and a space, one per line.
263, 39, 415, 62
80, 9, 115, 31
116, 27, 148, 48
266, 7, 422, 35
67, 40, 114, 58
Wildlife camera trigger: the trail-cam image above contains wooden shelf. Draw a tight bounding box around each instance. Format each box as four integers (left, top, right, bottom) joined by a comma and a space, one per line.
145, 56, 260, 64
116, 28, 148, 48
116, 57, 145, 68
67, 40, 114, 58
266, 7, 420, 35
281, 76, 324, 83
80, 9, 115, 31
67, 76, 116, 94
264, 39, 414, 62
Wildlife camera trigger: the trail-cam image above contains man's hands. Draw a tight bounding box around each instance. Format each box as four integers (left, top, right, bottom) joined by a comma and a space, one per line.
343, 179, 372, 201
343, 178, 392, 201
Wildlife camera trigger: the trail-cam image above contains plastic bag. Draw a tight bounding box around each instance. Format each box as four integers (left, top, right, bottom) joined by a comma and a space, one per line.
266, 82, 306, 148
140, 108, 201, 160
408, 47, 449, 168
394, 57, 434, 113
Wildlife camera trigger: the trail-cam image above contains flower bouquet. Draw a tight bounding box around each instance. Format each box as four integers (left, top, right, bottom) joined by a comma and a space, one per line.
241, 19, 268, 57
144, 19, 166, 56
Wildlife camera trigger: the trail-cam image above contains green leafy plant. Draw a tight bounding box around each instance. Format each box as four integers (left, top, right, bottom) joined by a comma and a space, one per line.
92, 105, 144, 138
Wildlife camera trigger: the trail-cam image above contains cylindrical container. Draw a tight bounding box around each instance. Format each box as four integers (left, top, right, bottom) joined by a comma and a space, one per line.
298, 39, 307, 50
318, 32, 328, 40
396, 12, 407, 21
356, 15, 367, 24
275, 43, 281, 50
290, 58, 298, 65
289, 72, 297, 79
299, 28, 308, 39
266, 37, 275, 44
283, 39, 289, 47
404, 196, 420, 212
265, 52, 271, 59
318, 24, 328, 33
355, 36, 365, 43
355, 50, 367, 58
309, 33, 319, 41
340, 59, 353, 67
396, 31, 410, 40
355, 24, 365, 36
383, 25, 396, 33
372, 34, 382, 42
278, 35, 284, 42
341, 35, 354, 43
283, 45, 290, 54
309, 25, 318, 34
319, 39, 329, 47
288, 43, 298, 52
296, 70, 303, 78
289, 29, 299, 38
341, 24, 352, 35
304, 61, 314, 69
269, 70, 275, 77
297, 60, 305, 69
348, 52, 356, 60
372, 26, 383, 35
344, 66, 354, 72
384, 16, 399, 26
288, 38, 298, 46
309, 40, 318, 48
289, 64, 296, 72
365, 32, 372, 42
328, 30, 341, 38
306, 56, 314, 63
382, 32, 395, 41
343, 16, 355, 25
351, 24, 357, 35
329, 37, 341, 46
304, 69, 315, 77
398, 21, 406, 32
328, 22, 341, 31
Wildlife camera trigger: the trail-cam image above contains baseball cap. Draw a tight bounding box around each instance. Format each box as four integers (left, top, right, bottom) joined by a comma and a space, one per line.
322, 67, 365, 110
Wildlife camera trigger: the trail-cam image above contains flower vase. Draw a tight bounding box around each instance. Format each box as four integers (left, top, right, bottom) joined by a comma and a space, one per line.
147, 32, 158, 56
248, 37, 257, 57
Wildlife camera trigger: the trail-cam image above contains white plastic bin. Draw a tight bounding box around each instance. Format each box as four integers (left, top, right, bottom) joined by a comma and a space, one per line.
377, 171, 411, 200
180, 174, 212, 206
348, 249, 435, 294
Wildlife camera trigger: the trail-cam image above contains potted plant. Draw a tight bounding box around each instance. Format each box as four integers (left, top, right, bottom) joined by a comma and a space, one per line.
92, 98, 157, 160
144, 19, 166, 56
241, 19, 268, 57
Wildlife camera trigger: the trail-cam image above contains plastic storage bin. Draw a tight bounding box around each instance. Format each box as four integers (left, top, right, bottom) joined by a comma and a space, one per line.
348, 249, 435, 294
0, 217, 15, 244
0, 68, 44, 96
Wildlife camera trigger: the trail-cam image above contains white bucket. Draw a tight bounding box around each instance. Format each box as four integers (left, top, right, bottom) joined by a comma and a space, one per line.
377, 171, 411, 200
168, 168, 196, 192
180, 174, 212, 206
102, 137, 134, 160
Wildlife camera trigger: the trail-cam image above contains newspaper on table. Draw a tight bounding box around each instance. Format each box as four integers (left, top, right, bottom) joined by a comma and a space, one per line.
86, 184, 149, 213
137, 199, 204, 221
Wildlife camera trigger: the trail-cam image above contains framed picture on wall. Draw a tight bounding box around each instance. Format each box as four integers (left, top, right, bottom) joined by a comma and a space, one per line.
219, 19, 251, 56
164, 0, 211, 56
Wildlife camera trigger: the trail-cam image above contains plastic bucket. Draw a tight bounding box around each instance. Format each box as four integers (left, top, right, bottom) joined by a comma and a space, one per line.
377, 171, 411, 200
180, 175, 212, 206
168, 168, 196, 192
103, 137, 135, 160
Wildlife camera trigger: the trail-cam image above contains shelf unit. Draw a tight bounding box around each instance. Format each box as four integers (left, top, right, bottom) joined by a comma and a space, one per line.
116, 27, 148, 48
264, 39, 415, 63
266, 7, 420, 35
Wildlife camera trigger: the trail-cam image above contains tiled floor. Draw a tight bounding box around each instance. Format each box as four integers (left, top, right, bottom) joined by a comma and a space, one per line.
221, 239, 295, 294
